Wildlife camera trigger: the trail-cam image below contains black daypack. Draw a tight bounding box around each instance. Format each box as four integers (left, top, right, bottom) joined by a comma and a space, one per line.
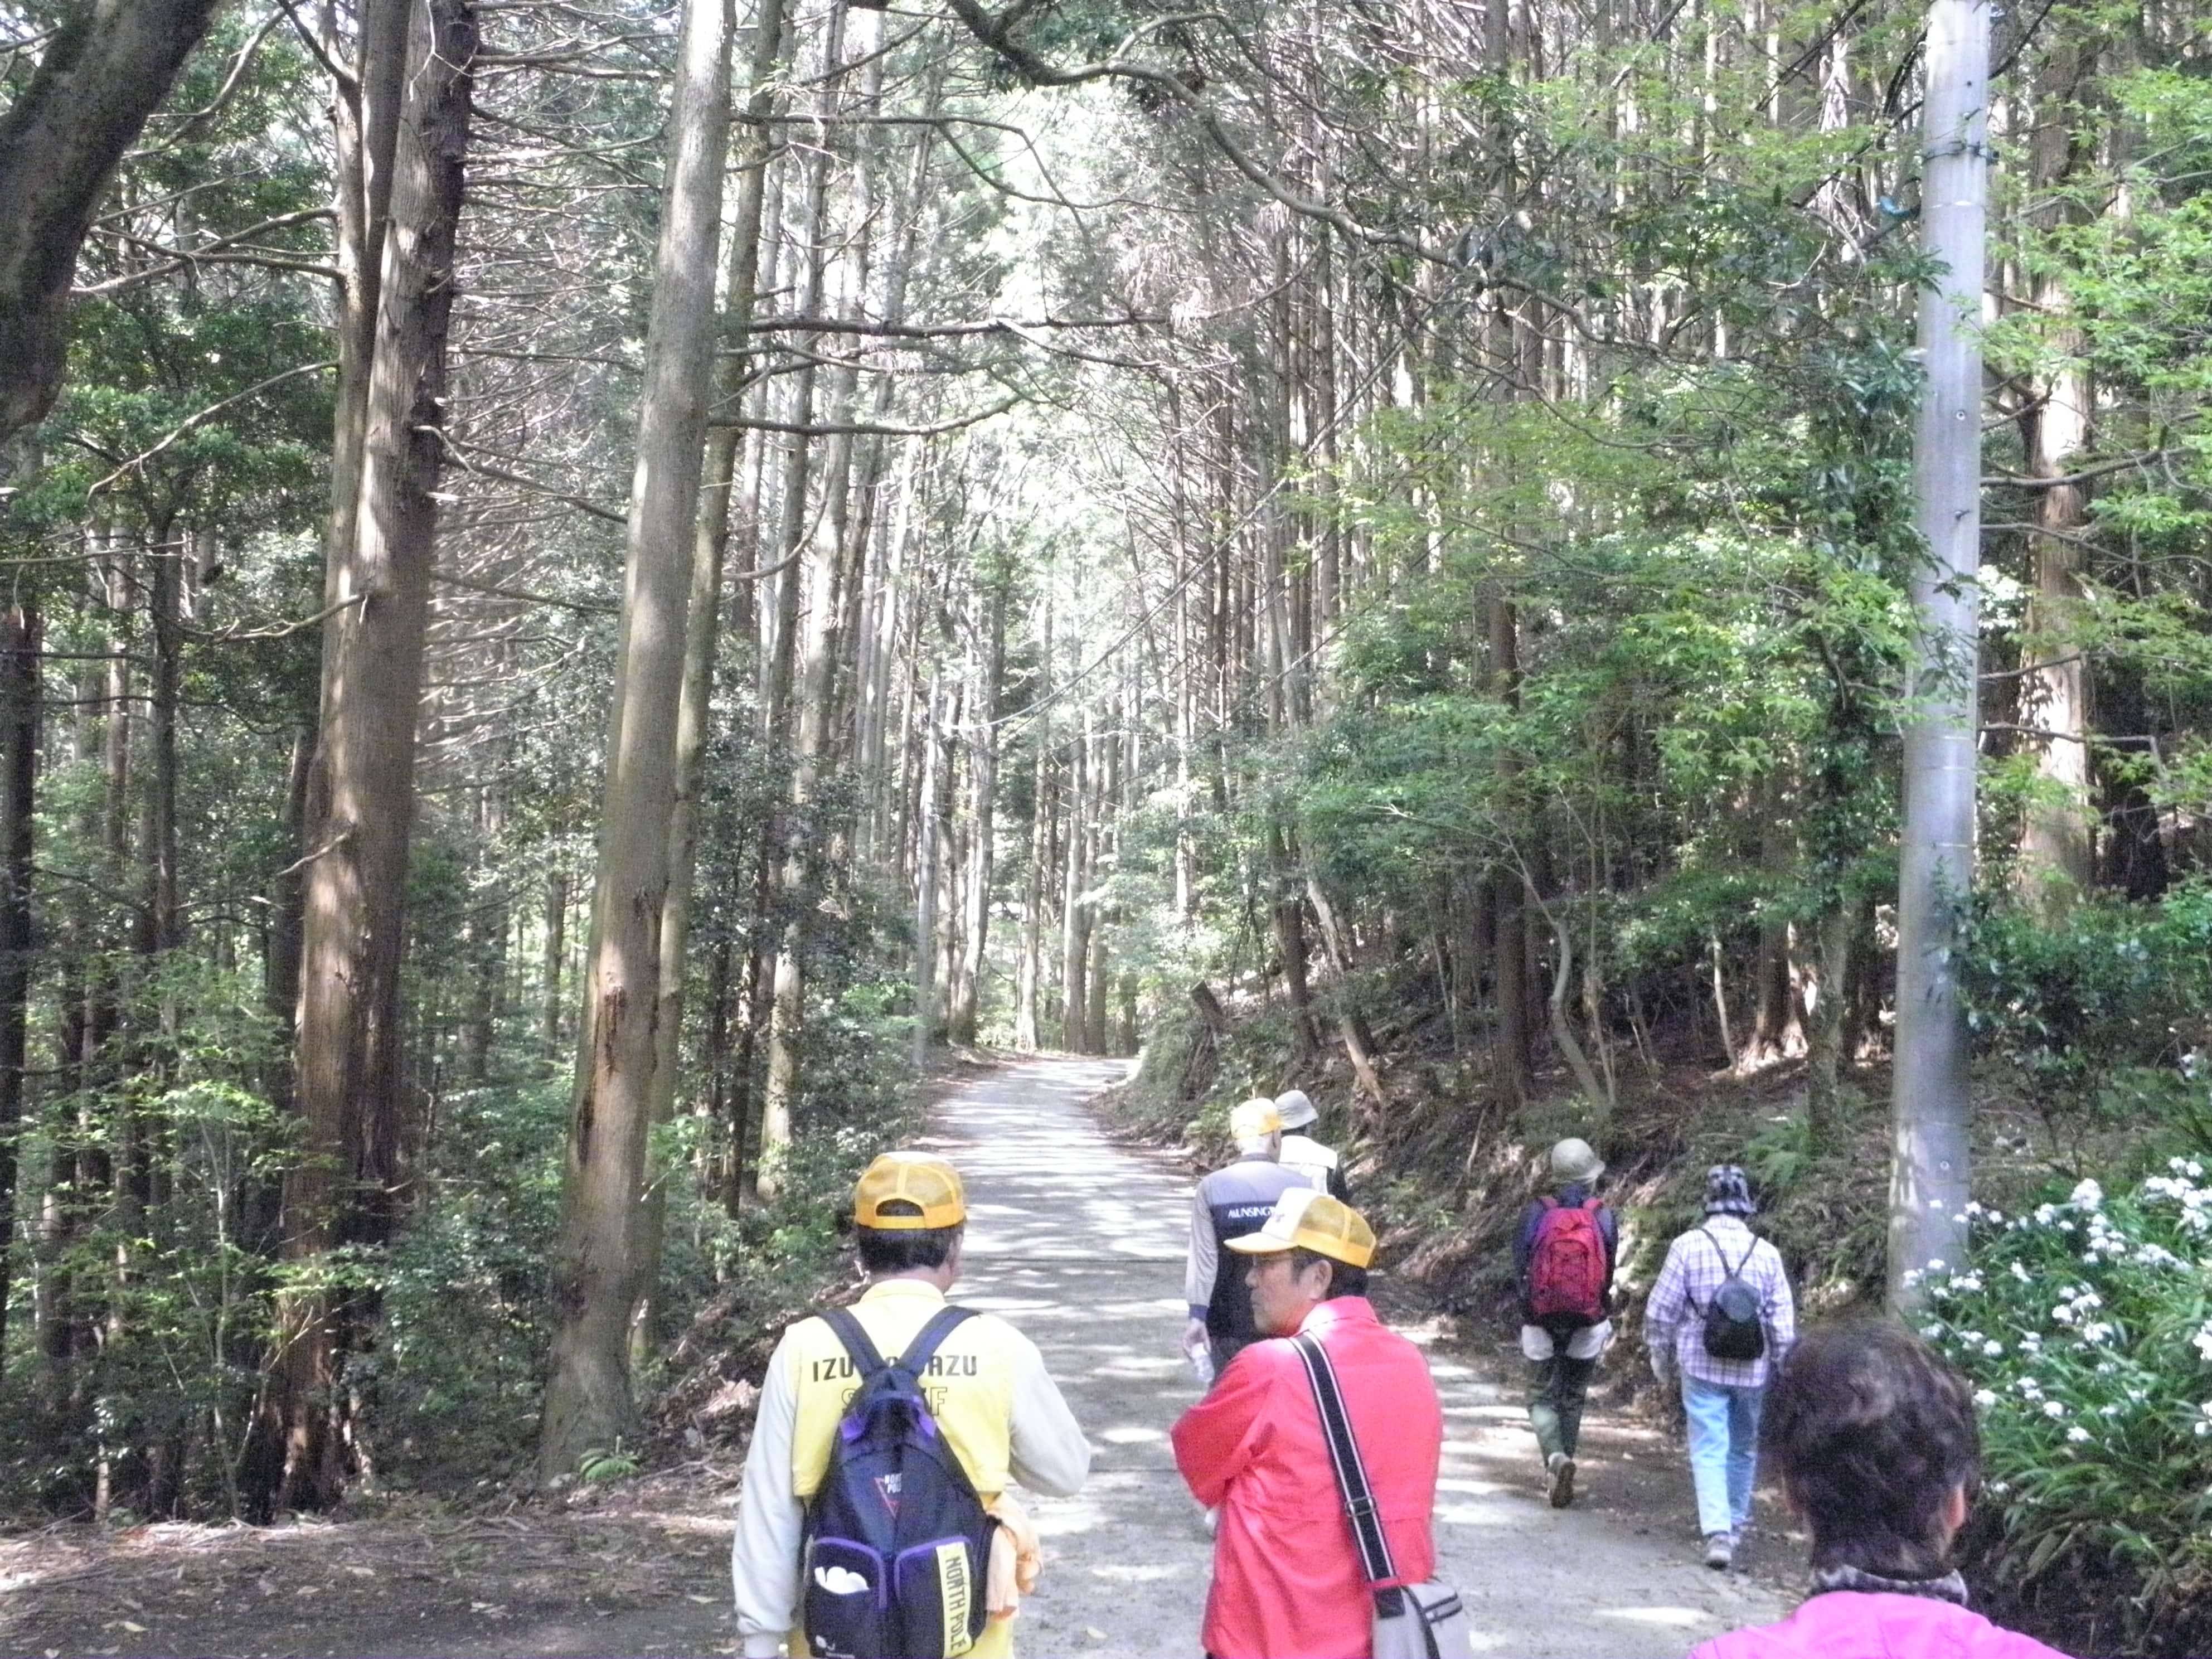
801, 1306, 995, 1659
1697, 1226, 1768, 1361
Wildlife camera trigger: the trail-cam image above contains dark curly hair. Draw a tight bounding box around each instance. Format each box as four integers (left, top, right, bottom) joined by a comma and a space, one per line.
1760, 1320, 1982, 1577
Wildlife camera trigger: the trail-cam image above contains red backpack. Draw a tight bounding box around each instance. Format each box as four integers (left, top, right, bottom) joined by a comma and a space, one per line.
1527, 1196, 1608, 1327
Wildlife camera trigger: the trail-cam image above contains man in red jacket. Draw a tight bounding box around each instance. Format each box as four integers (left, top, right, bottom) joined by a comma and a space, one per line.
1170, 1189, 1444, 1659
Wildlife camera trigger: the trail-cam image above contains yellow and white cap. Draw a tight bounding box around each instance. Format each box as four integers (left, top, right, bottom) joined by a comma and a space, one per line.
852, 1151, 966, 1230
1225, 1188, 1376, 1268
1229, 1097, 1283, 1140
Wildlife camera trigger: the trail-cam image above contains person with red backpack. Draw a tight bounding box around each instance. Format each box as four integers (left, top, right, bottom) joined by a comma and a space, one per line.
1514, 1137, 1619, 1508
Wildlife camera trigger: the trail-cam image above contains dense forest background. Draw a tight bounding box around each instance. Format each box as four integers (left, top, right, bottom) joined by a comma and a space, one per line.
2, 0, 2210, 1646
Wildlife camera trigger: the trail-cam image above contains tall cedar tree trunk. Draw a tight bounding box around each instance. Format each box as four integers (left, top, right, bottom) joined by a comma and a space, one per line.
835, 88, 937, 825
753, 0, 846, 1198
539, 0, 731, 1477
947, 579, 1006, 1045
1806, 896, 1859, 1154
720, 162, 786, 1176
43, 593, 117, 1413
1265, 818, 1317, 1060
1085, 846, 1111, 1058
1487, 596, 1532, 1106
1059, 720, 1089, 1050
254, 721, 313, 1252
2016, 38, 2097, 903
265, 0, 474, 1514
932, 674, 964, 1038
540, 869, 566, 1055
1889, 0, 1988, 1313
147, 543, 180, 962
1481, 0, 1536, 1112
1743, 785, 1805, 1067
1014, 597, 1051, 1050
461, 789, 504, 1084
627, 0, 787, 1364
141, 531, 183, 1500
0, 605, 38, 1356
912, 671, 945, 1063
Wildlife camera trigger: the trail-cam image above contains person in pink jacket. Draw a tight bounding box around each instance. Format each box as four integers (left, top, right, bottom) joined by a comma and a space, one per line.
1692, 1320, 2069, 1659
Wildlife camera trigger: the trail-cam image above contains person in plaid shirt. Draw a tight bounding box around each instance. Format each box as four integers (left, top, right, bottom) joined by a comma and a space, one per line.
1645, 1165, 1797, 1571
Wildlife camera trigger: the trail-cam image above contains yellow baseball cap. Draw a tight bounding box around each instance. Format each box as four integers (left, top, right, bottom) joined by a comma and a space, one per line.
1229, 1097, 1283, 1139
852, 1151, 966, 1230
1225, 1189, 1376, 1268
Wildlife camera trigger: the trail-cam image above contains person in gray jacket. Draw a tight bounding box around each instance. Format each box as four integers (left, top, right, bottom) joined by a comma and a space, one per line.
1182, 1097, 1309, 1379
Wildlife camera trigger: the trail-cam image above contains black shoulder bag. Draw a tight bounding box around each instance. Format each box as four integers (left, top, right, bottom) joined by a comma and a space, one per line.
1292, 1332, 1473, 1659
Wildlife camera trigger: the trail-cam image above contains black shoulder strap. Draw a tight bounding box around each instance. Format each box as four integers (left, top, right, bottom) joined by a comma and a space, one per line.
821, 1304, 974, 1382
820, 1306, 888, 1379
1294, 1333, 1397, 1594
895, 1305, 976, 1376
1699, 1224, 1753, 1278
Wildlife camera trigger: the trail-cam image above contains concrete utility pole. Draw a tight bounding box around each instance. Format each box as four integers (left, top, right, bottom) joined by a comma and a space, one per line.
1889, 0, 1992, 1313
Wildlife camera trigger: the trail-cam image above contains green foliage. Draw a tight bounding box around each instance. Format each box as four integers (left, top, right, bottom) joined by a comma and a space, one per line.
1920, 1172, 2212, 1651
1960, 881, 2212, 1135
368, 1075, 572, 1484
1301, 316, 1919, 1049
577, 1440, 641, 1483
2, 967, 298, 1519
1742, 1111, 1815, 1195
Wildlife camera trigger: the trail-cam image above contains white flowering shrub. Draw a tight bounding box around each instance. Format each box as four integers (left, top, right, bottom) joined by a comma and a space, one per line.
1917, 1165, 2212, 1650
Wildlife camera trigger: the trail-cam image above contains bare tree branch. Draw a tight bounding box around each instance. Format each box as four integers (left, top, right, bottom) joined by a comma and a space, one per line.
84, 360, 338, 495
426, 430, 627, 522
710, 394, 1021, 438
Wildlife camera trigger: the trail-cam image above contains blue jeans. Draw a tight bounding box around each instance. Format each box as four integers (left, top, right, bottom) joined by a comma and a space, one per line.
1682, 1374, 1763, 1537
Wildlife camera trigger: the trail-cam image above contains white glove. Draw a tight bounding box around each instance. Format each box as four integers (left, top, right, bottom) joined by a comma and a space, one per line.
1185, 1318, 1218, 1380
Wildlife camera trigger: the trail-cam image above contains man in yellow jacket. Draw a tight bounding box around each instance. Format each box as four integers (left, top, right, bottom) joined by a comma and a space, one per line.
731, 1151, 1092, 1658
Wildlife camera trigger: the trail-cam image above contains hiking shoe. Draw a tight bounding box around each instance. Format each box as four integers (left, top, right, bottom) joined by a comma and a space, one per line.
1704, 1531, 1736, 1570
1546, 1452, 1576, 1508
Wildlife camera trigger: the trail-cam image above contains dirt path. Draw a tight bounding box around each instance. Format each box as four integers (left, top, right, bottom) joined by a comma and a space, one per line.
0, 1056, 1787, 1658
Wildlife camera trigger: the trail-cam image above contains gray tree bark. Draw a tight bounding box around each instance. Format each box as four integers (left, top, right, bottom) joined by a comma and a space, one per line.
1487, 599, 1531, 1108
1059, 719, 1089, 1050
628, 0, 788, 1366
1014, 598, 1051, 1051
2015, 38, 2097, 905
913, 670, 945, 1066
0, 605, 39, 1357
755, 0, 855, 1201
540, 868, 567, 1056
540, 0, 733, 1477
947, 578, 1006, 1046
